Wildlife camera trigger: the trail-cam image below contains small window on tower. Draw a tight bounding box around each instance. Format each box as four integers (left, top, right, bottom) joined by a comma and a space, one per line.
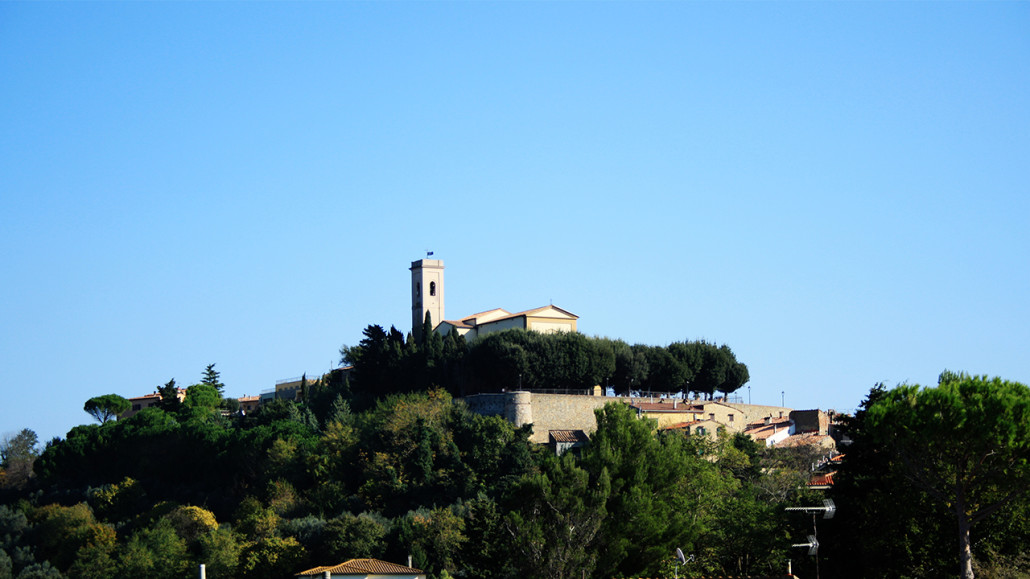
416, 282, 421, 297
430, 282, 436, 296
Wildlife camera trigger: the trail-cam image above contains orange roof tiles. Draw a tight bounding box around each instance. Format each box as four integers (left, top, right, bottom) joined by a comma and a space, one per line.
549, 430, 589, 444
296, 558, 423, 577
629, 400, 703, 413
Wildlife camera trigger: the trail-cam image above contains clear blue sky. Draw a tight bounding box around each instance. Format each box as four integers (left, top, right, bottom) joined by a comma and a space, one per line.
2, 2, 1027, 443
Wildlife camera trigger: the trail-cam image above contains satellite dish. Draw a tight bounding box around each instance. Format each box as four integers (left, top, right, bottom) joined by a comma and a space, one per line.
676, 548, 686, 565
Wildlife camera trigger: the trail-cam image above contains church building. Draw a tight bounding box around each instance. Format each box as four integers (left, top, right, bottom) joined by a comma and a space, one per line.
410, 258, 578, 342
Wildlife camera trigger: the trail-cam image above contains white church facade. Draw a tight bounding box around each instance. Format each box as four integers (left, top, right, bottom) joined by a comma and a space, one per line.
410, 258, 578, 342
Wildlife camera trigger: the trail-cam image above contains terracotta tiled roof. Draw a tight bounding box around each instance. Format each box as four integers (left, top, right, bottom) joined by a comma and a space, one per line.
517, 305, 579, 319
128, 393, 162, 402
549, 430, 589, 444
809, 471, 836, 487
745, 416, 791, 429
459, 308, 511, 325
629, 400, 703, 413
662, 419, 721, 432
775, 433, 835, 449
296, 558, 423, 577
743, 422, 788, 440
662, 421, 692, 430
448, 305, 579, 329
440, 319, 474, 329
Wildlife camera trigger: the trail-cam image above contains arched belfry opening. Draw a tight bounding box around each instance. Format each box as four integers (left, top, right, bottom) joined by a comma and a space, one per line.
410, 258, 444, 342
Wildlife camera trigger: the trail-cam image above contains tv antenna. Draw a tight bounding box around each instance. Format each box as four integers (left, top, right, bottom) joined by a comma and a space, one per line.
785, 499, 835, 579
791, 535, 819, 556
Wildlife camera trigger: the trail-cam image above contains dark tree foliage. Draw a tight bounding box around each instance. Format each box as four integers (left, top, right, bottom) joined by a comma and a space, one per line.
864, 373, 1030, 579
1, 430, 40, 491
826, 384, 955, 578
341, 324, 468, 409
156, 379, 181, 414
827, 377, 1030, 579
502, 452, 610, 579
342, 322, 747, 401
682, 342, 749, 399
639, 344, 688, 394
12, 320, 775, 579
464, 330, 615, 394
201, 363, 225, 396
610, 341, 648, 396
83, 394, 130, 424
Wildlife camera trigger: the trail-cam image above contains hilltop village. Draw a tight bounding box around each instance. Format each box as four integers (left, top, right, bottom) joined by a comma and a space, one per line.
4, 258, 1027, 579
122, 258, 843, 484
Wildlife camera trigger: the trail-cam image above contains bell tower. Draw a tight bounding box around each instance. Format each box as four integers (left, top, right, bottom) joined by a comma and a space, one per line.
410, 258, 444, 342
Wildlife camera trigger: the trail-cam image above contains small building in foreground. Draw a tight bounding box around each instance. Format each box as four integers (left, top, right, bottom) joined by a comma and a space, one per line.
295, 558, 425, 579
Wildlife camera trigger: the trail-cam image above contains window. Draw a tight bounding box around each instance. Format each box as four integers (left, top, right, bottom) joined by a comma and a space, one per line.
416, 282, 421, 297
430, 281, 436, 296
728, 414, 734, 422
709, 413, 715, 421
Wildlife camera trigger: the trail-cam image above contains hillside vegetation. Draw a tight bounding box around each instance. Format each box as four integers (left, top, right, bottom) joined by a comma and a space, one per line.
1, 327, 1028, 579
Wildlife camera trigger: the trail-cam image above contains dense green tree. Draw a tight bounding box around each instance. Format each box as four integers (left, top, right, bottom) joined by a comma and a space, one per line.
201, 363, 225, 396
686, 342, 749, 399
583, 403, 737, 577
395, 506, 468, 579
82, 395, 130, 424
28, 503, 114, 573
65, 541, 116, 579
319, 513, 388, 561
341, 325, 413, 407
237, 536, 306, 579
454, 495, 513, 578
466, 332, 529, 393
610, 342, 649, 396
12, 562, 62, 579
0, 548, 11, 579
196, 527, 243, 578
183, 384, 221, 414
503, 453, 609, 579
638, 345, 688, 394
117, 520, 189, 579
156, 379, 181, 413
864, 373, 1030, 579
0, 430, 39, 491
